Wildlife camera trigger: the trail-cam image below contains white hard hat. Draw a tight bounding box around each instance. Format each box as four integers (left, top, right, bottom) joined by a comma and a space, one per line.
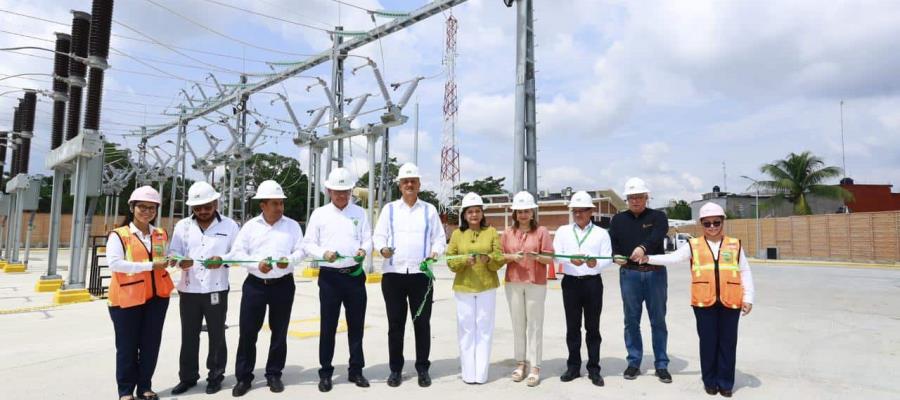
460, 192, 484, 209
511, 191, 538, 210
252, 180, 287, 200
623, 177, 650, 196
567, 190, 594, 209
395, 162, 421, 181
698, 202, 726, 220
185, 181, 221, 206
128, 185, 161, 204
325, 167, 355, 191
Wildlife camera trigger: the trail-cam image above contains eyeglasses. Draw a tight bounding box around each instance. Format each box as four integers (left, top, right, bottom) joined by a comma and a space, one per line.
702, 220, 723, 228
134, 204, 157, 213
626, 195, 647, 201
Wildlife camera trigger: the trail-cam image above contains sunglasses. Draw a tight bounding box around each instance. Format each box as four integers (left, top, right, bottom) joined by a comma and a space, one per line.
134, 204, 157, 213
702, 220, 723, 228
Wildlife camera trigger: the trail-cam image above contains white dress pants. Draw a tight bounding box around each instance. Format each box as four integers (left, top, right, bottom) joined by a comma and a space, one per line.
505, 282, 547, 368
455, 289, 497, 383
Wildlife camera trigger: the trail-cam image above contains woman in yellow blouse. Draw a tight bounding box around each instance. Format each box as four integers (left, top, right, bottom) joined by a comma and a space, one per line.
446, 192, 505, 384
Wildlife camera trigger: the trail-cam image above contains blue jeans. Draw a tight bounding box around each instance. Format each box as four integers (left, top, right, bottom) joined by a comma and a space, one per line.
620, 267, 669, 370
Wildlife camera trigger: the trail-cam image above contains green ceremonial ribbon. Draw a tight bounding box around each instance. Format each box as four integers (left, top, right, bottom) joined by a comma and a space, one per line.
540, 252, 614, 260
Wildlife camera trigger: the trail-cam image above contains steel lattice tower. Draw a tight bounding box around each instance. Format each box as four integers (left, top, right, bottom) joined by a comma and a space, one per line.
439, 14, 460, 208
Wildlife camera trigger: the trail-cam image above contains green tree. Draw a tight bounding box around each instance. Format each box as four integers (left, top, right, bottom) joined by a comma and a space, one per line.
665, 200, 693, 220
756, 151, 853, 215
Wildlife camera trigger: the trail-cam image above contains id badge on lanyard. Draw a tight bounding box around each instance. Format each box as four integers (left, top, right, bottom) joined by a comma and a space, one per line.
211, 292, 220, 305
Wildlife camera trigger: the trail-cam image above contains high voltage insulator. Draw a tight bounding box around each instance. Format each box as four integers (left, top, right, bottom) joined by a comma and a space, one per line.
11, 104, 21, 177
20, 91, 36, 174
66, 11, 91, 140
84, 0, 114, 132
52, 32, 73, 149
0, 131, 6, 192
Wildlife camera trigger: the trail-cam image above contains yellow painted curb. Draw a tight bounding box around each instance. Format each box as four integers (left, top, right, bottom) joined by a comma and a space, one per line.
0, 260, 7, 268
52, 288, 93, 305
264, 317, 348, 340
302, 268, 320, 278
4, 263, 26, 273
366, 272, 382, 284
0, 304, 62, 315
35, 278, 64, 292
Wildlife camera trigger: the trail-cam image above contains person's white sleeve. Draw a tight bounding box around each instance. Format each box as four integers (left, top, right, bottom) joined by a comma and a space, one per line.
359, 212, 373, 255
228, 226, 259, 273
168, 222, 186, 258
596, 231, 613, 272
429, 205, 447, 256
290, 225, 306, 266
301, 211, 327, 259
739, 248, 754, 304
372, 205, 390, 251
552, 228, 566, 264
647, 245, 691, 266
106, 232, 152, 273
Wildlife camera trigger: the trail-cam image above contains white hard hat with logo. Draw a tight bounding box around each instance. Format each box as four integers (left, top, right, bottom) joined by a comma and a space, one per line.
698, 202, 726, 220
623, 177, 650, 196
567, 190, 594, 209
460, 192, 484, 209
185, 181, 221, 206
511, 191, 538, 210
129, 185, 161, 204
252, 180, 287, 200
325, 167, 355, 191
395, 162, 421, 181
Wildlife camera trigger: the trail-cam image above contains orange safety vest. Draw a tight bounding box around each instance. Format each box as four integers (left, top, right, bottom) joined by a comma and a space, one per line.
108, 226, 175, 308
688, 236, 744, 309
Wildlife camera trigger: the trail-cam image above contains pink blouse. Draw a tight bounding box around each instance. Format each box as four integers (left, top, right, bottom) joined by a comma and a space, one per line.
501, 226, 554, 285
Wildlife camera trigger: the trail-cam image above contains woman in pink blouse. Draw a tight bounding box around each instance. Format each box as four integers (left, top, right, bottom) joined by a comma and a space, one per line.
501, 191, 554, 387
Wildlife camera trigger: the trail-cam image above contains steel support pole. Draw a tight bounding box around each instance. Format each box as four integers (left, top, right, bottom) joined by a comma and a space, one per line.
755, 188, 761, 258
513, 0, 537, 195
45, 169, 66, 279
66, 157, 89, 288
366, 130, 377, 273
23, 210, 35, 265
8, 192, 21, 262
169, 122, 185, 232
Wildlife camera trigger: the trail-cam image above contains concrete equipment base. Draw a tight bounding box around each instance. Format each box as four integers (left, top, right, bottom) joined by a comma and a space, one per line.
52, 288, 93, 305
4, 263, 26, 273
34, 278, 64, 292
301, 267, 319, 278
366, 272, 382, 284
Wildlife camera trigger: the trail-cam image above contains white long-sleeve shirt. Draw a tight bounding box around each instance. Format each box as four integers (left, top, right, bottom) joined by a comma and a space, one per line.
648, 239, 755, 304
106, 223, 158, 274
552, 223, 613, 276
168, 213, 240, 293
372, 198, 446, 274
302, 202, 372, 269
227, 214, 305, 279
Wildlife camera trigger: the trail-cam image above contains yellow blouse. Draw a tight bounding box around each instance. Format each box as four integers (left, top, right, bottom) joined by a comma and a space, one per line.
446, 226, 505, 293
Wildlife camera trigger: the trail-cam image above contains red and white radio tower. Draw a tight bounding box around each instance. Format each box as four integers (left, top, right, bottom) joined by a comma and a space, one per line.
439, 14, 460, 208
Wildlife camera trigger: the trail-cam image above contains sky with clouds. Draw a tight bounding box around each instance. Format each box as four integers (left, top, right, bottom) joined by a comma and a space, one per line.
1, 0, 899, 207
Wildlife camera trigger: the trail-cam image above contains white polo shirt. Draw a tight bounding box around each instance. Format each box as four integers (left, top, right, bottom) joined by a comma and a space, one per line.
169, 213, 240, 293
552, 222, 613, 276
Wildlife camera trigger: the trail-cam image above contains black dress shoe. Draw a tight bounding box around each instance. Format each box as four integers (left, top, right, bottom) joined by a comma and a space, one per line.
560, 368, 581, 382
171, 381, 196, 395
589, 373, 605, 387
417, 371, 432, 387
719, 389, 733, 397
318, 377, 333, 393
136, 391, 159, 400
387, 371, 402, 387
232, 381, 251, 397
655, 369, 673, 383
705, 386, 719, 395
267, 376, 285, 393
623, 366, 641, 380
349, 374, 370, 388
205, 380, 222, 394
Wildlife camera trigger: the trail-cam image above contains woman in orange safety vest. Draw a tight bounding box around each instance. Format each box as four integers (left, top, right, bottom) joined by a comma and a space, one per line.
642, 202, 755, 398
106, 186, 174, 400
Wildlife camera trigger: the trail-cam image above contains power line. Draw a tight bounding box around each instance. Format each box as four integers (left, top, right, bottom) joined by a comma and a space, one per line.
141, 0, 321, 56
330, 0, 372, 13
200, 0, 331, 31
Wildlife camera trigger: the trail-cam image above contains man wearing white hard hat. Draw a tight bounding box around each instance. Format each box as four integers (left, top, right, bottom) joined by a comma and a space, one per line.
229, 180, 305, 397
302, 168, 372, 392
168, 181, 240, 396
641, 202, 754, 398
608, 177, 672, 383
105, 185, 174, 400
553, 190, 613, 387
372, 162, 446, 388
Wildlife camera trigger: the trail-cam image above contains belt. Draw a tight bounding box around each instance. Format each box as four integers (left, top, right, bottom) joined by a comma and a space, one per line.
622, 264, 664, 272
320, 264, 362, 275
246, 274, 292, 286
564, 274, 601, 280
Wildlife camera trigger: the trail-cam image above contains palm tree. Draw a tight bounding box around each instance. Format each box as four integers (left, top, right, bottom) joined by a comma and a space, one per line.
755, 151, 853, 215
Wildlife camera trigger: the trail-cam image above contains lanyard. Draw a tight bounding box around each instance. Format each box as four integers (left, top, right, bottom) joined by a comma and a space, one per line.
572, 223, 593, 249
